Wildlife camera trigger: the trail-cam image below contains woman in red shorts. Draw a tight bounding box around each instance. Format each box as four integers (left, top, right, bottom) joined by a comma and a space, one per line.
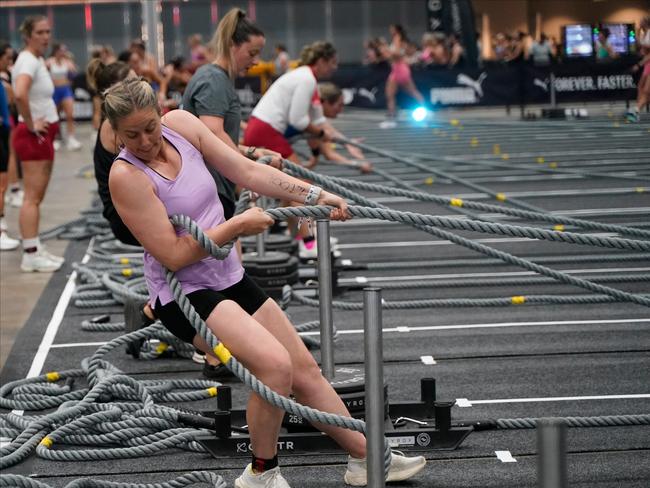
12, 16, 63, 272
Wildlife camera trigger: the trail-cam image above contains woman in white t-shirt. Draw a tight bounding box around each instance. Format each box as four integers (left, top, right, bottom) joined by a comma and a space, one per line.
11, 16, 64, 272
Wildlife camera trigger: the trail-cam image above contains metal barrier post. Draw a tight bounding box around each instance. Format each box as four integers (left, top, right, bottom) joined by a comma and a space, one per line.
364, 287, 385, 488
537, 418, 567, 488
317, 219, 335, 379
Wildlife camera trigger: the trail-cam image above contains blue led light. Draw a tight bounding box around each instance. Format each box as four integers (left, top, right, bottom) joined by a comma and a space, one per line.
412, 106, 428, 122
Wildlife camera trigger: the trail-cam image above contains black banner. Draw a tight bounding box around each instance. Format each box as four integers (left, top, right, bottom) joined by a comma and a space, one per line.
331, 60, 638, 109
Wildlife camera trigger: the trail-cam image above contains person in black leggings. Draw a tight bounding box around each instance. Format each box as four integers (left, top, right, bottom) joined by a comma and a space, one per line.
87, 58, 232, 379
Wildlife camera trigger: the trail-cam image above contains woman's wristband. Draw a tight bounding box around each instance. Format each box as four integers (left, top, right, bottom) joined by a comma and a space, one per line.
304, 185, 322, 205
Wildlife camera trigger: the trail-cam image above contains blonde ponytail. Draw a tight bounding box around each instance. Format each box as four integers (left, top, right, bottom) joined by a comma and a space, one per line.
209, 8, 264, 78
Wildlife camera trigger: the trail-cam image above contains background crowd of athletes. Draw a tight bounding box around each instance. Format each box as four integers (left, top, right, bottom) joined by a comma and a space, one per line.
1, 16, 649, 260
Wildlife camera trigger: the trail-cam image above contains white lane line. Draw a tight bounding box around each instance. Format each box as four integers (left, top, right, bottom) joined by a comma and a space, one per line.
11, 241, 93, 416
25, 239, 93, 379
48, 318, 650, 349
420, 355, 436, 365
336, 233, 618, 249
298, 317, 649, 336
338, 267, 650, 284
495, 451, 517, 463
456, 394, 650, 408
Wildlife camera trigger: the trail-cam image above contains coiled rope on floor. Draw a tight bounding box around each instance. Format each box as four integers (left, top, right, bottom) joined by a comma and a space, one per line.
1, 468, 226, 488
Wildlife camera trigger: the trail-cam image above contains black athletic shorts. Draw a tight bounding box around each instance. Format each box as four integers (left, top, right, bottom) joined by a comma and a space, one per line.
0, 125, 9, 173
154, 274, 269, 344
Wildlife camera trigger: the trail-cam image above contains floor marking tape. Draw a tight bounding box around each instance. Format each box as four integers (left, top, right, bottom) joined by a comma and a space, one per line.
396, 326, 410, 332
338, 267, 650, 284
420, 355, 436, 365
298, 317, 649, 336
336, 233, 618, 249
495, 451, 517, 463
456, 393, 650, 408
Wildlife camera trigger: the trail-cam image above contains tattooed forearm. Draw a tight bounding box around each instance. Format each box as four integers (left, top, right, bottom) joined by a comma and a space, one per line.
270, 176, 308, 196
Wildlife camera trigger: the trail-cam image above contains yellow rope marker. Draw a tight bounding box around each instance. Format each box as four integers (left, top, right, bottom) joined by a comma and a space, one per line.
636, 187, 645, 193
501, 153, 510, 160
450, 118, 460, 126
452, 134, 459, 141
496, 193, 507, 202
213, 343, 232, 364
207, 387, 218, 397
122, 268, 133, 277
450, 198, 464, 207
40, 437, 53, 448
120, 258, 130, 265
511, 296, 526, 305
553, 224, 565, 232
470, 137, 479, 146
424, 176, 434, 185
607, 111, 613, 117
46, 372, 60, 382
492, 144, 501, 155
536, 157, 545, 164
156, 343, 169, 354
84, 171, 93, 179
549, 162, 558, 168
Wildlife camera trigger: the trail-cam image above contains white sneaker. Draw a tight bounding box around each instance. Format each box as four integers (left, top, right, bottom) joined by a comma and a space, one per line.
344, 451, 426, 486
192, 349, 206, 364
40, 247, 65, 264
0, 231, 20, 251
53, 140, 62, 151
298, 239, 318, 260
21, 251, 63, 272
6, 189, 24, 208
66, 136, 82, 151
379, 120, 397, 129
235, 464, 291, 488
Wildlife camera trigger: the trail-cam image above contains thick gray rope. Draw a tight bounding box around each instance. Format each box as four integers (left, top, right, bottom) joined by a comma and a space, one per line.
266, 205, 650, 253
0, 472, 227, 488
496, 414, 650, 429
271, 160, 650, 308
266, 206, 650, 307
291, 291, 650, 310
166, 216, 393, 477
309, 169, 649, 238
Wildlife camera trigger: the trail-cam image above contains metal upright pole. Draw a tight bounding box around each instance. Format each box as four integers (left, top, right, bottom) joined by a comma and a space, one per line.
141, 0, 162, 68
364, 287, 385, 488
537, 418, 567, 488
316, 219, 335, 379
550, 72, 557, 108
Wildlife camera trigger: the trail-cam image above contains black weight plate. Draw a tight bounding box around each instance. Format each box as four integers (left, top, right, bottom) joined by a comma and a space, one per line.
245, 256, 299, 277
242, 251, 291, 265
329, 367, 365, 394
251, 270, 299, 288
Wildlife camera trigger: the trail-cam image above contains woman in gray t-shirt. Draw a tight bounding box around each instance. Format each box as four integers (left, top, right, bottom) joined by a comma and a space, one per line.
182, 8, 281, 219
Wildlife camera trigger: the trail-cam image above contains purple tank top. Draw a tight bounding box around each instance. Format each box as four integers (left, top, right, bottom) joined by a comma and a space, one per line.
116, 125, 244, 307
